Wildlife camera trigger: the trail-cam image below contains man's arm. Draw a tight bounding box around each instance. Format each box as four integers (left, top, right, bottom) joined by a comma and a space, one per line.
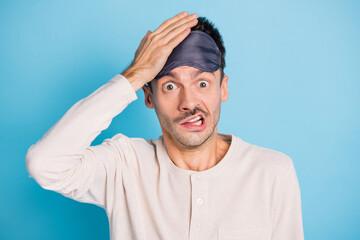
25, 11, 199, 208
25, 74, 137, 207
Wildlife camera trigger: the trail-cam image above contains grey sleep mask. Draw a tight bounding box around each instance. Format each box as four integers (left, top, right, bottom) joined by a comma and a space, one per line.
154, 30, 222, 79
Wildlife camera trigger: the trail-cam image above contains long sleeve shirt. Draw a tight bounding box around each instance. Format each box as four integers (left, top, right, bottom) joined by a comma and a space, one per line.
25, 74, 304, 240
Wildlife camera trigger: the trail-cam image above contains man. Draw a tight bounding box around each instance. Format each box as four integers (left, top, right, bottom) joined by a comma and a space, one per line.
26, 11, 304, 240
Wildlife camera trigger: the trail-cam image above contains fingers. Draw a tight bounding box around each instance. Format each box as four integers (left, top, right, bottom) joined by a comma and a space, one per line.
166, 26, 193, 51
134, 30, 152, 58
136, 12, 198, 58
122, 11, 199, 90
146, 12, 198, 51
156, 13, 197, 40
142, 30, 152, 44
153, 11, 189, 34
162, 17, 198, 44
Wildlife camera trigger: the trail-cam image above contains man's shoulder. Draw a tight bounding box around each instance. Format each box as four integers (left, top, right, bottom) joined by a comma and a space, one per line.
233, 135, 294, 176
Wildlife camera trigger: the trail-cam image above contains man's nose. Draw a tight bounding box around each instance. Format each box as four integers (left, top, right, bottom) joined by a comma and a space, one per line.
178, 87, 201, 112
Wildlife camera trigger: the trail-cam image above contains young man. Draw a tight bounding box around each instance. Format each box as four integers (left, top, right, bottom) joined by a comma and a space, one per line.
26, 11, 304, 240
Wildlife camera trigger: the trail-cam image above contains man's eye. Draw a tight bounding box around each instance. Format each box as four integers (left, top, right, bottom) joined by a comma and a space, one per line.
198, 80, 209, 88
164, 82, 177, 91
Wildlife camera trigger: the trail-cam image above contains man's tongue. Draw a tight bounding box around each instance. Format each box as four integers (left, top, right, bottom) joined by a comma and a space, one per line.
183, 116, 203, 126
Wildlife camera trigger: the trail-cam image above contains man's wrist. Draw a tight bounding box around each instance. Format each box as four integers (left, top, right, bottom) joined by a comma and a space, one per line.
121, 67, 147, 92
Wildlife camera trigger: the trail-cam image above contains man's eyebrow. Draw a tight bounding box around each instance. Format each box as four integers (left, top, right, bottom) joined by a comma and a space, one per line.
165, 69, 214, 79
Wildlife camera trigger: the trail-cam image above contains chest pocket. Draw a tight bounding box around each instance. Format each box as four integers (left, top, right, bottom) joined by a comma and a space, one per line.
217, 226, 269, 240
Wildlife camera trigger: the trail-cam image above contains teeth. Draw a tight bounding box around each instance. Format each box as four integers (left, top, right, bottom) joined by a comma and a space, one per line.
187, 116, 201, 123
192, 120, 203, 126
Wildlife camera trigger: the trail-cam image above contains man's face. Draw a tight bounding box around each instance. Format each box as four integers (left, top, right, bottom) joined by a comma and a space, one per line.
144, 66, 229, 149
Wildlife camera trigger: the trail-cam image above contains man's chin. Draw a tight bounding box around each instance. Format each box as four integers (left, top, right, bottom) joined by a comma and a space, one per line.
172, 129, 214, 149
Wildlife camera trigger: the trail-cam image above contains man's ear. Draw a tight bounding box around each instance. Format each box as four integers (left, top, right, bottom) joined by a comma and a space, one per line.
142, 84, 154, 109
221, 75, 229, 102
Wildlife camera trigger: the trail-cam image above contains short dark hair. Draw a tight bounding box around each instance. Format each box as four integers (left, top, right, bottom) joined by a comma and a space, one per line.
148, 16, 226, 92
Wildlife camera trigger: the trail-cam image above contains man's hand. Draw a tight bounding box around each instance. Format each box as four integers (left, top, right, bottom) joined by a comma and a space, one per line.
122, 11, 198, 91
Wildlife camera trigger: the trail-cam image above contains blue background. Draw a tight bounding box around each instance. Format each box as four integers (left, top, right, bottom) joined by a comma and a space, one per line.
1, 0, 359, 239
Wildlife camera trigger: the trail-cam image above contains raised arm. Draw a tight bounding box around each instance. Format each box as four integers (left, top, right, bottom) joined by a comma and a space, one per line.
25, 11, 199, 208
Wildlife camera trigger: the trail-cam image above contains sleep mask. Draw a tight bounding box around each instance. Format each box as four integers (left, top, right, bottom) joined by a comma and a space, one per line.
154, 30, 222, 79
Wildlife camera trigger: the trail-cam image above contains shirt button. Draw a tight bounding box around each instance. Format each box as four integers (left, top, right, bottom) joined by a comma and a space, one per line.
196, 175, 201, 180
197, 198, 203, 205
196, 223, 201, 230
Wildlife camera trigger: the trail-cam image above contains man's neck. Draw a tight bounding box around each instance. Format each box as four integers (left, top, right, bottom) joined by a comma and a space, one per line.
162, 132, 231, 172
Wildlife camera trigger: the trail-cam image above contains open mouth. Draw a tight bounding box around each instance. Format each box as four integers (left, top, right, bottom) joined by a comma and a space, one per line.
180, 115, 206, 130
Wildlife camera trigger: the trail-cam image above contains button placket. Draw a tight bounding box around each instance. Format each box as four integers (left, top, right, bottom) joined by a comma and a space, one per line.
195, 175, 203, 206
189, 174, 205, 239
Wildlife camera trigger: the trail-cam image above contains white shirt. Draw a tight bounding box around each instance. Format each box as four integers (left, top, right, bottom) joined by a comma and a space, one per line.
26, 74, 304, 240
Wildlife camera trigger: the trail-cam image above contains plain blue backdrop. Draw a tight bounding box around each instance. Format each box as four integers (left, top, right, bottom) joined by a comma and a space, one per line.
1, 0, 359, 239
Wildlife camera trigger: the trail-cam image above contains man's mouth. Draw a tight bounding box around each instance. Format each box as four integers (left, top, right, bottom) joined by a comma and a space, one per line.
179, 114, 206, 130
